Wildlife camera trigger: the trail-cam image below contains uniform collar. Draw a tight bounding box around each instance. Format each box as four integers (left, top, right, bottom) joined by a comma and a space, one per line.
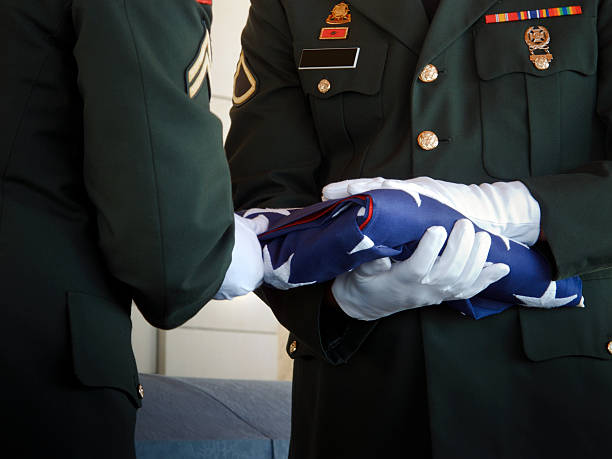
350, 0, 498, 60
350, 0, 428, 55
417, 0, 498, 70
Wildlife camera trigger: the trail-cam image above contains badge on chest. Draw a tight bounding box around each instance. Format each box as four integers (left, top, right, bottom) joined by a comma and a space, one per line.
525, 26, 553, 70
320, 3, 351, 40
484, 5, 583, 72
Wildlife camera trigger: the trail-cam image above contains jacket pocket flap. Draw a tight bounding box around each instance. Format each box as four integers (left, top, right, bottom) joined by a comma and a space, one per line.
285, 333, 316, 360
474, 16, 597, 81
520, 278, 612, 361
68, 292, 141, 406
296, 42, 388, 98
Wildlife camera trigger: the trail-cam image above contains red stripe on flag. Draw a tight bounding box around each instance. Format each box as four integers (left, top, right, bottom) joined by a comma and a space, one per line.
358, 197, 374, 231
259, 195, 371, 238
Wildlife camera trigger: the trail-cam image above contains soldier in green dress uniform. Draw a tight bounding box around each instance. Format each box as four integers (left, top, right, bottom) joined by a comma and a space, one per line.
1, 0, 263, 457
227, 0, 612, 457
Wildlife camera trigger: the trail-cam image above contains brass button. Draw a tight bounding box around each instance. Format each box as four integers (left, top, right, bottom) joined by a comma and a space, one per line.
318, 79, 331, 94
289, 340, 298, 355
419, 64, 439, 83
137, 384, 144, 399
417, 131, 439, 151
607, 341, 612, 355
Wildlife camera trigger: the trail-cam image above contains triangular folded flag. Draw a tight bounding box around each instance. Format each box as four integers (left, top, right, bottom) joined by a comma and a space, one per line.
245, 189, 582, 319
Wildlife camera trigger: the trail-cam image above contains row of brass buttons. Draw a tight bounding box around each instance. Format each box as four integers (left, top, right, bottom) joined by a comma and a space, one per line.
312, 65, 461, 152
315, 64, 438, 95
417, 64, 439, 151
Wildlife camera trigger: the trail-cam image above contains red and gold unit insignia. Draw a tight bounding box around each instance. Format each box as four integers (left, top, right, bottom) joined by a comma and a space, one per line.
319, 27, 349, 40
326, 2, 351, 25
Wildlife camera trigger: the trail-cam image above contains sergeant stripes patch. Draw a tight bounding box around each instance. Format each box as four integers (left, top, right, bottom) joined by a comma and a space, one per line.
185, 30, 211, 99
485, 5, 582, 24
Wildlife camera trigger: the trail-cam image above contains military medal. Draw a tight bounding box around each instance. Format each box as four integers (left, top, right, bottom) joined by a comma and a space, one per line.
525, 26, 553, 70
326, 2, 351, 25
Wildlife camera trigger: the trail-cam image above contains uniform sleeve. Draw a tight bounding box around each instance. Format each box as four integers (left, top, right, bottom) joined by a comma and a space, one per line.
521, 5, 612, 280
225, 0, 322, 208
225, 0, 375, 364
72, 0, 234, 329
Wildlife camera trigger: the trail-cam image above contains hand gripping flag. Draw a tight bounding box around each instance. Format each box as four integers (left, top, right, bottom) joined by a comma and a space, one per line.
244, 189, 583, 319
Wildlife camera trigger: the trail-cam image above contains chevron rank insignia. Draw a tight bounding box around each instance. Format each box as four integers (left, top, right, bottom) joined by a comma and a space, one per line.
185, 29, 211, 99
233, 51, 257, 105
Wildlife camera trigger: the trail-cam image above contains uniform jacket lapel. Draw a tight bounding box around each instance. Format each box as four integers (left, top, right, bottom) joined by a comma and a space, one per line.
349, 0, 429, 55
350, 0, 499, 68
416, 0, 499, 70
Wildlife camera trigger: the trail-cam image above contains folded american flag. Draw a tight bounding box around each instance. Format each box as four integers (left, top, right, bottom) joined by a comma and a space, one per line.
244, 189, 583, 319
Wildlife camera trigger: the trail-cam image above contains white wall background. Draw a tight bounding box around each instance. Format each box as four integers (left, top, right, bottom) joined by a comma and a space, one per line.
131, 0, 293, 381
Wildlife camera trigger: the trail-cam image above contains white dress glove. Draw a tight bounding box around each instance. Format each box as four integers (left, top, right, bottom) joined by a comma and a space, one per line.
214, 214, 267, 300
322, 176, 541, 245
331, 219, 510, 321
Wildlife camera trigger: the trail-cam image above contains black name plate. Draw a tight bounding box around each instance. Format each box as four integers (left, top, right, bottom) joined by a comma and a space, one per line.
298, 47, 360, 70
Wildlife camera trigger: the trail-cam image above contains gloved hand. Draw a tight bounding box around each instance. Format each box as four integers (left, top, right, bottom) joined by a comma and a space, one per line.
331, 219, 510, 320
322, 176, 541, 245
214, 214, 267, 300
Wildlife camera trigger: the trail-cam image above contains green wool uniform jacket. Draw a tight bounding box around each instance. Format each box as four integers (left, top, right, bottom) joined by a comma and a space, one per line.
227, 0, 612, 457
1, 0, 233, 434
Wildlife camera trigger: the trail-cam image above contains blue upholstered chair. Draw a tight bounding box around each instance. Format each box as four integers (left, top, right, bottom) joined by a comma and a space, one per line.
135, 374, 291, 458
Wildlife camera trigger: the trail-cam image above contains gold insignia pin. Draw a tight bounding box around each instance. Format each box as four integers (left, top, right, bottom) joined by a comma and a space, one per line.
524, 26, 553, 71
326, 2, 351, 25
